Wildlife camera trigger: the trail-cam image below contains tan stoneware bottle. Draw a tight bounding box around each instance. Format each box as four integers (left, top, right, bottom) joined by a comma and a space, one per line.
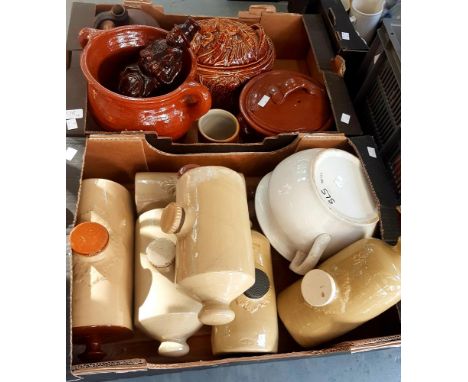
211, 230, 278, 354
161, 166, 255, 326
71, 178, 134, 362
134, 208, 203, 357
277, 237, 401, 348
134, 172, 178, 215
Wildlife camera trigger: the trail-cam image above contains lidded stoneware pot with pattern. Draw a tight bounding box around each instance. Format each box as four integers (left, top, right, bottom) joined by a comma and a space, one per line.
191, 18, 275, 111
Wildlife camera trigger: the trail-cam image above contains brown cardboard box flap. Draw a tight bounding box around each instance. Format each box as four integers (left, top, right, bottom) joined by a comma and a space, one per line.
349, 335, 401, 353
69, 133, 400, 378
82, 133, 349, 183
71, 335, 401, 376
67, 2, 364, 138
72, 358, 147, 375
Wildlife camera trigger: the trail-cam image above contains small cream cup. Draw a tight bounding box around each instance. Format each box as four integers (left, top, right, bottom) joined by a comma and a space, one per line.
198, 109, 240, 143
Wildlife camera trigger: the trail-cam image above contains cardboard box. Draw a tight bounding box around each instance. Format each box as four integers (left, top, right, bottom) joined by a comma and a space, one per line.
315, 0, 369, 88
66, 1, 364, 140
66, 133, 400, 380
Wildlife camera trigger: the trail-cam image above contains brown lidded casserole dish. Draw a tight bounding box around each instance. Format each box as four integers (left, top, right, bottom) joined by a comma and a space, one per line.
239, 70, 333, 136
191, 18, 275, 111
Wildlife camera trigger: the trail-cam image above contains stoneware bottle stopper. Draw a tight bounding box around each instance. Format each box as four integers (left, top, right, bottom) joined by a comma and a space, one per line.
161, 202, 185, 234
70, 222, 109, 257
146, 238, 176, 268
301, 269, 337, 307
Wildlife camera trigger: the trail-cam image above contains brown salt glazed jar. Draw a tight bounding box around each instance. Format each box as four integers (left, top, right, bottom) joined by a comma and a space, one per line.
71, 179, 134, 362
239, 70, 333, 136
79, 25, 211, 139
191, 18, 275, 112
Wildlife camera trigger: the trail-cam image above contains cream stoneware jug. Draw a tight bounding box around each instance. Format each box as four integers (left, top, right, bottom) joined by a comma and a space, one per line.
161, 166, 255, 326
212, 230, 278, 354
277, 237, 401, 348
71, 178, 134, 362
134, 172, 178, 215
255, 148, 379, 275
134, 209, 203, 357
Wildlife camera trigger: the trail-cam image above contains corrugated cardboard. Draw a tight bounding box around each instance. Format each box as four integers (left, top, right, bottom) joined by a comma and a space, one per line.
66, 2, 364, 139
66, 133, 400, 380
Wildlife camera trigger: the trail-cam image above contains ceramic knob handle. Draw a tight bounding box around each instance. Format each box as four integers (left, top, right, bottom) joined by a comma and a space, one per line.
161, 202, 185, 234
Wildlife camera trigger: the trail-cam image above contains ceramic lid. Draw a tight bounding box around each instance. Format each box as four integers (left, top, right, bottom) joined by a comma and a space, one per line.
191, 19, 271, 67
70, 222, 109, 256
239, 70, 332, 135
301, 269, 336, 307
311, 149, 379, 225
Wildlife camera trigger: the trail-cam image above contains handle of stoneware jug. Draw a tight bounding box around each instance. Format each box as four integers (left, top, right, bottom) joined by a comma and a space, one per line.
79, 27, 104, 48
270, 78, 323, 105
289, 233, 332, 275
178, 81, 212, 121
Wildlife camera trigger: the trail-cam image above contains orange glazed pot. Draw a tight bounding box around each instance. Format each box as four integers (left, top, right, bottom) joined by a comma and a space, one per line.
79, 25, 211, 139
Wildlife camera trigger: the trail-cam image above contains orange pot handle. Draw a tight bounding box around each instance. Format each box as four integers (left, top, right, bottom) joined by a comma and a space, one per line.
79, 27, 105, 48
178, 81, 212, 121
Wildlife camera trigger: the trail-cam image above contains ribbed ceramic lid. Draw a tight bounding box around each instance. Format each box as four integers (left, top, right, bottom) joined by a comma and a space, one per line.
240, 70, 332, 135
311, 149, 379, 225
70, 222, 109, 256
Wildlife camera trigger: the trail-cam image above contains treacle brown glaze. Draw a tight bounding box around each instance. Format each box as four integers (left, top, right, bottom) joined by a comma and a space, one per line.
239, 70, 332, 136
118, 17, 200, 98
191, 18, 274, 111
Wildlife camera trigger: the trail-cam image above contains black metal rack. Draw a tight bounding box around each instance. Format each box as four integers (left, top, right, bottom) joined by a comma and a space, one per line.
353, 18, 401, 197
